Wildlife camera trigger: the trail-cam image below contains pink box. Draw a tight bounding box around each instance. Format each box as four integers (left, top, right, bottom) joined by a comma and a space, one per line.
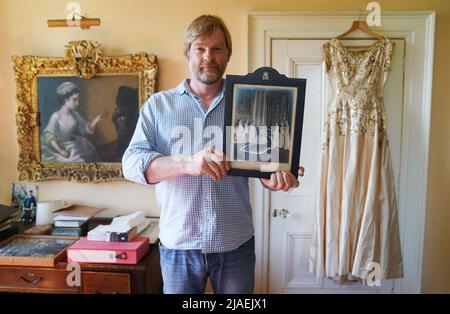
67, 236, 149, 264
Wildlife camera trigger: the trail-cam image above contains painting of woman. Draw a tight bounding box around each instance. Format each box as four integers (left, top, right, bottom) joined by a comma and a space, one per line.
40, 81, 107, 162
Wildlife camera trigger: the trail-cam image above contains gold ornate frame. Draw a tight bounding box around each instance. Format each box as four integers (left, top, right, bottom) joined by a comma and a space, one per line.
12, 40, 157, 183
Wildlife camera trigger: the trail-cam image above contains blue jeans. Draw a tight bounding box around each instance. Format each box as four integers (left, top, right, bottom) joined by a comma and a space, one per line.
159, 237, 255, 294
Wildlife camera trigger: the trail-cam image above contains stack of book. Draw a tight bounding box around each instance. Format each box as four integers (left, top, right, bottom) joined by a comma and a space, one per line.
51, 204, 106, 237
87, 211, 154, 242
0, 204, 19, 241
52, 214, 90, 236
67, 211, 159, 265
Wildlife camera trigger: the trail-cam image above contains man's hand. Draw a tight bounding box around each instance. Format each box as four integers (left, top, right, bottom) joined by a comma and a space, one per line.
260, 167, 305, 192
182, 147, 230, 181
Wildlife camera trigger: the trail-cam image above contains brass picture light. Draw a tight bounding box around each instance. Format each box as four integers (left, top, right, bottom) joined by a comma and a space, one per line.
48, 14, 100, 29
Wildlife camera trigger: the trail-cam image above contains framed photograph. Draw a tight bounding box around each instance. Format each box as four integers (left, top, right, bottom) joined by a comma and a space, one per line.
0, 235, 78, 267
224, 67, 306, 178
12, 40, 157, 183
11, 182, 38, 223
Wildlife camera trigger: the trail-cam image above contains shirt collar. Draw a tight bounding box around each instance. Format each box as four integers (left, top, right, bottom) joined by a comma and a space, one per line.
175, 79, 226, 96
174, 80, 189, 95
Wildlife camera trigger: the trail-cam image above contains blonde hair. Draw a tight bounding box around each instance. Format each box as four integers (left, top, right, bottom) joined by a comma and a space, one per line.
184, 15, 232, 58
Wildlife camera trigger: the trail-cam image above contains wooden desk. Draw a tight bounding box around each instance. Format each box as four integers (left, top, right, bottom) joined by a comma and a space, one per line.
0, 220, 163, 294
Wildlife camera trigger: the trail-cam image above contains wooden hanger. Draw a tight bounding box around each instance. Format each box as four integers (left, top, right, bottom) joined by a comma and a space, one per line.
336, 20, 384, 50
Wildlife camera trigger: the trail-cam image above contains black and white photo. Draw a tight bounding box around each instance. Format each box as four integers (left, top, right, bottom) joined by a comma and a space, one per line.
224, 67, 306, 178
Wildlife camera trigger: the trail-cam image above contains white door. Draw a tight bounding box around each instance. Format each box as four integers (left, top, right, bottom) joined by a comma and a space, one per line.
268, 38, 405, 293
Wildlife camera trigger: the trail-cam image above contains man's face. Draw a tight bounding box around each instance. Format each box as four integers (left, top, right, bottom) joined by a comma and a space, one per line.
186, 27, 230, 85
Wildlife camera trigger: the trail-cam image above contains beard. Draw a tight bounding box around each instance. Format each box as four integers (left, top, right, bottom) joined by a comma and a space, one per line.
190, 62, 226, 85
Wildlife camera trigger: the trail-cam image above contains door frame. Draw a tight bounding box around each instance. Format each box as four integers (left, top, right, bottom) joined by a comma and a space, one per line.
248, 11, 436, 294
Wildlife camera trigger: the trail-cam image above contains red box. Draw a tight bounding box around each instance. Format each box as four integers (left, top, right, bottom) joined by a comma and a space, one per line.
67, 236, 149, 264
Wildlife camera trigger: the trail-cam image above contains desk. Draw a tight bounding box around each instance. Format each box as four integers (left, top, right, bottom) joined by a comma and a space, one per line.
0, 219, 163, 294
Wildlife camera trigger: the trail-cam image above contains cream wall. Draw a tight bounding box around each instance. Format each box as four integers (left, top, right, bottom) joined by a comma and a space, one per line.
0, 0, 448, 292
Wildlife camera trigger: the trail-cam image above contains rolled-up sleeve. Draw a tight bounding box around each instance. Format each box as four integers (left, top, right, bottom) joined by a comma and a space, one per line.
122, 97, 163, 185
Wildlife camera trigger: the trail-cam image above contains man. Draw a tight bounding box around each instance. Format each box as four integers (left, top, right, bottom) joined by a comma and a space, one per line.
20, 190, 37, 223
122, 15, 304, 294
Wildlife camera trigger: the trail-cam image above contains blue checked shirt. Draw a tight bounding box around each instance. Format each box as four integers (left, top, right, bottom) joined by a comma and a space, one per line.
122, 80, 254, 253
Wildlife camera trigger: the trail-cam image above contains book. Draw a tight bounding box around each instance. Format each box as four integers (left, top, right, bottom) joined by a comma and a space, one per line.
52, 204, 107, 228
0, 218, 15, 230
53, 215, 90, 222
68, 236, 149, 264
0, 223, 13, 233
23, 224, 52, 235
54, 220, 87, 228
52, 227, 85, 236
87, 225, 137, 242
110, 228, 137, 242
86, 211, 150, 242
0, 204, 19, 224
0, 224, 18, 241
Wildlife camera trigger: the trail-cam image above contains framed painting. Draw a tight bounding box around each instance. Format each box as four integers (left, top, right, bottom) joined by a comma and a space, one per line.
12, 40, 157, 183
224, 67, 306, 178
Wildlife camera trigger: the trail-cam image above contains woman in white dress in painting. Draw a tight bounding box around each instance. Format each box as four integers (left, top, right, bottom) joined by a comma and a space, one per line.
40, 81, 106, 162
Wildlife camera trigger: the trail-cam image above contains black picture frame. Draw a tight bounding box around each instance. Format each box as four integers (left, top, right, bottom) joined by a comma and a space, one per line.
224, 67, 306, 178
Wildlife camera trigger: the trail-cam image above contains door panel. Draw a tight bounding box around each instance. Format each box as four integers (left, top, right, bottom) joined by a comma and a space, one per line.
268, 38, 404, 293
